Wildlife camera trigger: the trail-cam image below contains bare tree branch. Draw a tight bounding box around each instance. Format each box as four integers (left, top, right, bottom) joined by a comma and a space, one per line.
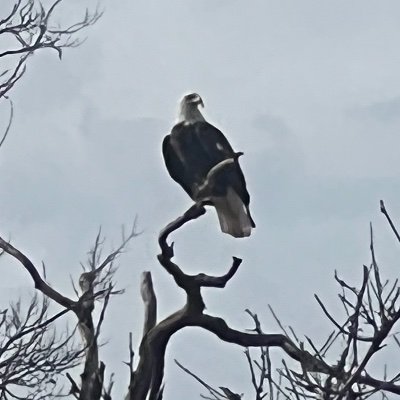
175, 359, 226, 400
0, 0, 101, 149
0, 224, 138, 400
0, 236, 75, 309
0, 295, 81, 399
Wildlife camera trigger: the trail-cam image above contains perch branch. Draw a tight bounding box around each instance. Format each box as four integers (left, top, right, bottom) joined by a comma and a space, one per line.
158, 203, 206, 256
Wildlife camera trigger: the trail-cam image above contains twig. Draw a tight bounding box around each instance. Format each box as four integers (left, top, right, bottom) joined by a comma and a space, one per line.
175, 359, 225, 400
380, 200, 400, 243
0, 97, 13, 149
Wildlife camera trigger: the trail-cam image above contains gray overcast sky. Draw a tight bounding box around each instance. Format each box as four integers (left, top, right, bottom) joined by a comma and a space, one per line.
2, 0, 400, 398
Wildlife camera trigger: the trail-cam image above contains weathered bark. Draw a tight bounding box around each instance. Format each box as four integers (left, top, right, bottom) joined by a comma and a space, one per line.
141, 271, 157, 337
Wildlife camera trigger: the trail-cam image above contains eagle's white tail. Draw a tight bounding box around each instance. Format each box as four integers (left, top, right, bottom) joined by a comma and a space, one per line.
212, 188, 253, 238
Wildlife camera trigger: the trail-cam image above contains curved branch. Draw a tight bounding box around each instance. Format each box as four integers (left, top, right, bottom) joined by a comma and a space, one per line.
0, 237, 75, 309
191, 314, 332, 373
158, 204, 242, 290
194, 257, 242, 288
158, 203, 206, 255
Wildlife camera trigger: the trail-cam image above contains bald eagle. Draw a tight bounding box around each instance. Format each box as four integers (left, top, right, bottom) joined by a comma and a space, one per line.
162, 93, 255, 238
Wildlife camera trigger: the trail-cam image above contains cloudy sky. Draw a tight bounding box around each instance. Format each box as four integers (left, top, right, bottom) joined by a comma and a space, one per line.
2, 0, 400, 398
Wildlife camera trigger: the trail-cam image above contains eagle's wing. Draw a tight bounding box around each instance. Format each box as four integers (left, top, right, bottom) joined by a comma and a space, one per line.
194, 122, 250, 202
195, 122, 235, 160
194, 123, 256, 232
162, 134, 194, 198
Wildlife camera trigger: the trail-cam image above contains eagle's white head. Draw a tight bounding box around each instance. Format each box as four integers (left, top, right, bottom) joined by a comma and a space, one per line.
178, 93, 205, 124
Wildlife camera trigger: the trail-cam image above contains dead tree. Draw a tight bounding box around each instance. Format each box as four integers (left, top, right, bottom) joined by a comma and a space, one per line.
124, 203, 330, 400
0, 0, 101, 148
2, 190, 400, 400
